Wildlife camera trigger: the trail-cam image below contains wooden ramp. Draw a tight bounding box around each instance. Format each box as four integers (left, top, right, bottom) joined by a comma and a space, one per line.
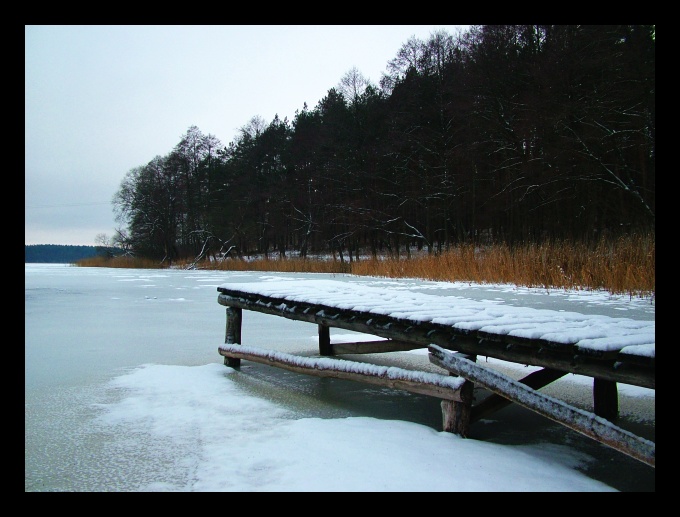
428, 345, 655, 468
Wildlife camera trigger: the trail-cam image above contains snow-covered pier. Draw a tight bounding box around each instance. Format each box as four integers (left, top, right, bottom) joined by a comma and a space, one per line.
216, 280, 654, 467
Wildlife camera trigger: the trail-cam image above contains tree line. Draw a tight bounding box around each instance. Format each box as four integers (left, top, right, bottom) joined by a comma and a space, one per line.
112, 25, 655, 264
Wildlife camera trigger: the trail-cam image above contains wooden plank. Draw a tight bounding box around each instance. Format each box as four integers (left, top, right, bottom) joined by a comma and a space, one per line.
217, 292, 654, 389
428, 344, 655, 468
218, 344, 467, 402
471, 367, 568, 423
331, 339, 424, 355
617, 344, 655, 368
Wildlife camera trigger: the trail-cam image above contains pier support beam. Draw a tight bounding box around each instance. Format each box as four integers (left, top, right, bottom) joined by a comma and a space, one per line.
224, 307, 242, 368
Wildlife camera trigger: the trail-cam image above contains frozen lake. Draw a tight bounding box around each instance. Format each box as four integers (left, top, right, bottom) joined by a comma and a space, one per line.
25, 264, 655, 491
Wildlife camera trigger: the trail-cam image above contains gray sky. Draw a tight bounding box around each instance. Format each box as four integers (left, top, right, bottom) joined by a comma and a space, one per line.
25, 25, 470, 246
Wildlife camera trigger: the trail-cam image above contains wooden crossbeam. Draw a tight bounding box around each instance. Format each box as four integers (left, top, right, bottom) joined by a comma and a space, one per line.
219, 344, 467, 402
329, 339, 424, 355
471, 367, 568, 423
428, 345, 655, 468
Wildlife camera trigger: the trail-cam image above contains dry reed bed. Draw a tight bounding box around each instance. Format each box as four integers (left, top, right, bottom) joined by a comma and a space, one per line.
77, 234, 655, 299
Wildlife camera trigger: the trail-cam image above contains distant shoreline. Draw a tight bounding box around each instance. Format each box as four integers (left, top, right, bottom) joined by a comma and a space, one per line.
25, 244, 115, 263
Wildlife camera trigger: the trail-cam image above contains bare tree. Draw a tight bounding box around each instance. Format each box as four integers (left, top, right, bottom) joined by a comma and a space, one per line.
380, 35, 426, 93
236, 115, 267, 143
337, 66, 370, 105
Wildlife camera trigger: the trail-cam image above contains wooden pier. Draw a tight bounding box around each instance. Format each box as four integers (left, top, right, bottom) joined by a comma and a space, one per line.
217, 280, 654, 467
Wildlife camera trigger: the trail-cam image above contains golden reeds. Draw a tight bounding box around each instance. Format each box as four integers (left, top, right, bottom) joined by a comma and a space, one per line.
76, 233, 655, 298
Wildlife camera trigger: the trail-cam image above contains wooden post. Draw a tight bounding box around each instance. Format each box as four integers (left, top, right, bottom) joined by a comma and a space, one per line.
441, 354, 476, 436
593, 378, 619, 421
224, 307, 242, 368
441, 380, 474, 436
319, 324, 332, 356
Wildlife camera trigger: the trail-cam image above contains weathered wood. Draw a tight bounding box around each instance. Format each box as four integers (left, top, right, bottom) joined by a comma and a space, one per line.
441, 355, 475, 436
441, 381, 475, 436
429, 344, 655, 468
593, 378, 619, 421
217, 292, 654, 389
471, 367, 568, 423
318, 324, 331, 356
331, 339, 424, 355
219, 344, 466, 402
216, 287, 654, 467
224, 307, 242, 368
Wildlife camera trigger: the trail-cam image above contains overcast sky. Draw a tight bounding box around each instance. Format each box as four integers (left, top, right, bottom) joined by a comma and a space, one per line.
25, 25, 470, 247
